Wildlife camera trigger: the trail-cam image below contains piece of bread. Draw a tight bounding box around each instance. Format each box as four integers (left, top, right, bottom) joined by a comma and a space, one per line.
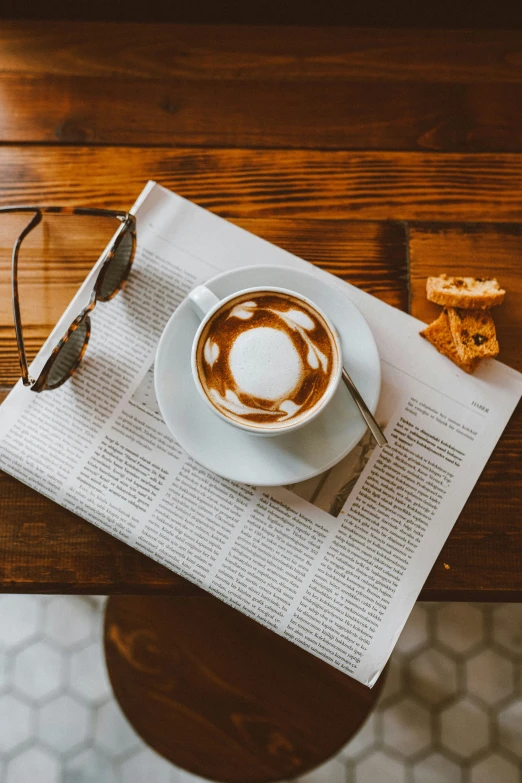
420, 310, 480, 374
426, 274, 505, 309
446, 307, 499, 362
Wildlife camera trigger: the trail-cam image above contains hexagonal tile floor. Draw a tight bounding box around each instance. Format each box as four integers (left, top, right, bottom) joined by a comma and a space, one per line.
0, 598, 520, 783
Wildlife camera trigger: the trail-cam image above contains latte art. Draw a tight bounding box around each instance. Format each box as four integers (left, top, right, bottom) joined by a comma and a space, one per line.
195, 291, 339, 430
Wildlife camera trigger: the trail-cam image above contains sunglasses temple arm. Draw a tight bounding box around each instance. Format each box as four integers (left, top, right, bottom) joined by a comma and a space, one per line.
12, 210, 42, 386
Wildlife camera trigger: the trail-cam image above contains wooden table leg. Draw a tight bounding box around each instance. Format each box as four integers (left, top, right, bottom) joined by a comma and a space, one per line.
104, 595, 386, 783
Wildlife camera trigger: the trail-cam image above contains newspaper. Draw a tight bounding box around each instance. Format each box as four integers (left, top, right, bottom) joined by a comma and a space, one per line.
0, 182, 520, 687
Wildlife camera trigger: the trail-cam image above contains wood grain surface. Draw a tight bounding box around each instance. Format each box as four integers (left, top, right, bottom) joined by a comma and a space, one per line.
0, 148, 521, 221
2, 23, 521, 83
0, 22, 520, 599
410, 223, 522, 599
104, 595, 385, 782
3, 76, 522, 152
2, 24, 522, 151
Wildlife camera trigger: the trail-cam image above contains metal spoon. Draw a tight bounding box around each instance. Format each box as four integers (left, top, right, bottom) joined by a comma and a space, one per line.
342, 367, 388, 447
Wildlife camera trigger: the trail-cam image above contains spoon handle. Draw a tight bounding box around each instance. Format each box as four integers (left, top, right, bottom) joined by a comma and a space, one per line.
341, 368, 388, 448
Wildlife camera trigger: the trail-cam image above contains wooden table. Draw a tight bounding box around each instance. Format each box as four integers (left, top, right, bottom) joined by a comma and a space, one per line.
0, 22, 521, 601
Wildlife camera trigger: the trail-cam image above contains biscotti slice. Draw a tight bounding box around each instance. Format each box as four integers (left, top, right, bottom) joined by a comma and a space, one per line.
426, 274, 505, 309
447, 307, 499, 362
420, 310, 480, 374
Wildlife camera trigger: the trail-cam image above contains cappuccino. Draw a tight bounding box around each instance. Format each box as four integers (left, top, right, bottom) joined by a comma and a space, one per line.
195, 290, 339, 431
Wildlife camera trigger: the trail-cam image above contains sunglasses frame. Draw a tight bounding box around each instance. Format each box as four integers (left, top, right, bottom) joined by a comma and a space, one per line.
0, 205, 136, 392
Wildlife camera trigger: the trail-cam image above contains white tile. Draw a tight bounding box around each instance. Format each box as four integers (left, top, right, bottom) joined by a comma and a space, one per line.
94, 699, 141, 757
354, 750, 405, 783
120, 749, 174, 783
378, 656, 403, 704
0, 694, 32, 753
38, 694, 90, 752
412, 752, 461, 783
6, 747, 59, 783
470, 753, 520, 783
395, 604, 429, 655
64, 748, 118, 783
466, 649, 515, 705
498, 700, 522, 757
0, 649, 8, 691
70, 641, 112, 704
410, 648, 458, 705
492, 604, 522, 656
0, 596, 41, 649
45, 596, 95, 648
340, 712, 377, 760
435, 604, 484, 654
13, 640, 63, 701
298, 757, 346, 783
440, 698, 490, 759
382, 697, 431, 757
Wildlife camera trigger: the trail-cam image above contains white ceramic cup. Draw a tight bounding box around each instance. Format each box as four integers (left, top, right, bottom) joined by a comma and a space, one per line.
189, 284, 342, 436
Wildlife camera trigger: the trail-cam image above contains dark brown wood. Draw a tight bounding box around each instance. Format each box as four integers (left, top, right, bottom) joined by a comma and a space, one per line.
104, 595, 385, 782
1, 147, 521, 221
1, 23, 522, 151
3, 75, 522, 152
3, 0, 522, 26
421, 403, 522, 602
410, 222, 522, 601
2, 23, 522, 83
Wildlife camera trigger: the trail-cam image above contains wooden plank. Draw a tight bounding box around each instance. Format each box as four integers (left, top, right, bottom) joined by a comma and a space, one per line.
1, 24, 522, 151
0, 219, 408, 593
0, 147, 521, 222
2, 23, 521, 84
2, 75, 522, 151
236, 220, 408, 310
410, 223, 522, 600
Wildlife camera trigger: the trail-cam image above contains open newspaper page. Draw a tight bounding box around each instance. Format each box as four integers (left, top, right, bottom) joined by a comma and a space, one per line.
0, 182, 520, 687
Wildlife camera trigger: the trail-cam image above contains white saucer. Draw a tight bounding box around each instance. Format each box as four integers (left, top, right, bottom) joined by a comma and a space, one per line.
155, 266, 381, 486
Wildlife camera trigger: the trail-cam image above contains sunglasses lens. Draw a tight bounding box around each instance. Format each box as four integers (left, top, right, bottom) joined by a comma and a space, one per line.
46, 319, 89, 388
99, 227, 134, 301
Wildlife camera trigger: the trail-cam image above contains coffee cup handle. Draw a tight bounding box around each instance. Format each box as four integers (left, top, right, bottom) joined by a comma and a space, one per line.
188, 285, 220, 320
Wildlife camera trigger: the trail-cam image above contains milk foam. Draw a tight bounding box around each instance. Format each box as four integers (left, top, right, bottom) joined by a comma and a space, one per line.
228, 327, 302, 402
196, 290, 338, 429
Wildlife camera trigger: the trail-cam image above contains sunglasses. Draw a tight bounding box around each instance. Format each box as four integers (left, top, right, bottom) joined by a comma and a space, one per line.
1, 206, 136, 392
